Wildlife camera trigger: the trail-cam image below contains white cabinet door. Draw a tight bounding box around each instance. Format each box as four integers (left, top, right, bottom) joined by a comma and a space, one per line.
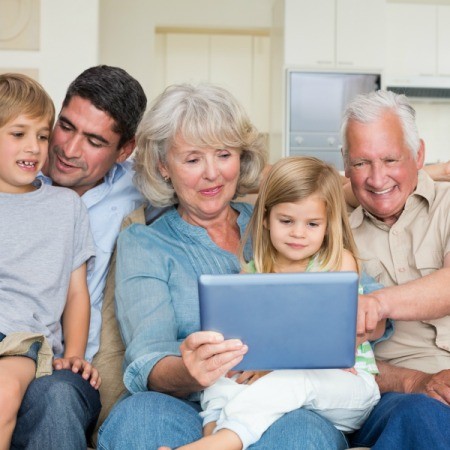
284, 0, 384, 70
165, 33, 209, 85
210, 35, 253, 117
438, 6, 450, 76
156, 32, 270, 133
252, 36, 271, 132
337, 0, 385, 70
386, 4, 436, 77
284, 0, 335, 68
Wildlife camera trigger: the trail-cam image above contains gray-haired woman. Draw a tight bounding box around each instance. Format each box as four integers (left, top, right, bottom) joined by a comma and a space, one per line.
98, 84, 349, 450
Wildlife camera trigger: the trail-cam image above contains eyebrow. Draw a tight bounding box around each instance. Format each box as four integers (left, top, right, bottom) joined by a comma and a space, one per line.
58, 115, 111, 146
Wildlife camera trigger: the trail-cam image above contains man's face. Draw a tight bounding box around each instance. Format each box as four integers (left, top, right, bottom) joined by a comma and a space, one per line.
46, 96, 131, 196
344, 112, 424, 225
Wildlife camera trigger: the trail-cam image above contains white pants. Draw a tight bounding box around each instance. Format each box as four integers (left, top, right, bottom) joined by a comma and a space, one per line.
200, 369, 380, 450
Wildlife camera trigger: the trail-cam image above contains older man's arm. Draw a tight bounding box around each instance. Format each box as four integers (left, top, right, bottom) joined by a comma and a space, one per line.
357, 255, 450, 336
423, 160, 450, 182
376, 360, 450, 405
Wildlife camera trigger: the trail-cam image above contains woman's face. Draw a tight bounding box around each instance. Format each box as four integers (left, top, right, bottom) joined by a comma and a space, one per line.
159, 134, 241, 224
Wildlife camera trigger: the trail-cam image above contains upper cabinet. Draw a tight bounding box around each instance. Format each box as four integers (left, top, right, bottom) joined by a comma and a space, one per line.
386, 3, 450, 78
437, 6, 450, 76
284, 0, 385, 70
155, 31, 270, 133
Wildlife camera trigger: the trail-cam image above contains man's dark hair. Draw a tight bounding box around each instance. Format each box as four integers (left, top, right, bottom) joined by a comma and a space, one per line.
63, 65, 147, 149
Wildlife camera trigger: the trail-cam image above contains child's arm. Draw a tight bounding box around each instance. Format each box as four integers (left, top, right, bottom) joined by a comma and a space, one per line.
340, 249, 358, 272
63, 263, 89, 358
53, 263, 101, 388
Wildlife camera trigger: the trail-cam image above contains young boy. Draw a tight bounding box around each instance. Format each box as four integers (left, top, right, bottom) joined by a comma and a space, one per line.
0, 73, 100, 449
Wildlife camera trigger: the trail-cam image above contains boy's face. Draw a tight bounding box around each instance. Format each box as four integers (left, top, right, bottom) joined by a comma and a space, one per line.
0, 114, 51, 194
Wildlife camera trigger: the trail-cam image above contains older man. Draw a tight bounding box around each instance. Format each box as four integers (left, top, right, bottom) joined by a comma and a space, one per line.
342, 90, 450, 449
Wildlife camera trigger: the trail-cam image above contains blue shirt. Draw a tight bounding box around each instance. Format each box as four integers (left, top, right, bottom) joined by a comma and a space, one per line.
115, 203, 253, 396
40, 160, 145, 361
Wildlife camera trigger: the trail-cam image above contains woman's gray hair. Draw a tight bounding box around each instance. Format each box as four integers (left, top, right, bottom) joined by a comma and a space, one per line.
133, 83, 267, 207
341, 90, 421, 166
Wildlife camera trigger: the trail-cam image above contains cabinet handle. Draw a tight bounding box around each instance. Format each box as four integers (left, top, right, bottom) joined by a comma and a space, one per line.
316, 60, 333, 65
338, 61, 354, 66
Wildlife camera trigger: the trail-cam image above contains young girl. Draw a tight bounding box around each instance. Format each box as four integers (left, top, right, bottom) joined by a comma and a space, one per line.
162, 156, 384, 450
0, 73, 100, 449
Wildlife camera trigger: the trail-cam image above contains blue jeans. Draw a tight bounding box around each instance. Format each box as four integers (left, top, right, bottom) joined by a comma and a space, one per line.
11, 369, 101, 450
98, 391, 348, 450
349, 392, 450, 449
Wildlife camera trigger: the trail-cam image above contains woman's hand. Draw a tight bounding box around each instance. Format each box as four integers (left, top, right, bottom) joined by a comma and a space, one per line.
180, 331, 248, 388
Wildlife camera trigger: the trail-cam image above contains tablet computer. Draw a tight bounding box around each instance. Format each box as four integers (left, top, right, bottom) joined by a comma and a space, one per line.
198, 271, 358, 370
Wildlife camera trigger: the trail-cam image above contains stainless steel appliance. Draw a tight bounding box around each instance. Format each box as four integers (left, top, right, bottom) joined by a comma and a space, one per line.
287, 70, 381, 170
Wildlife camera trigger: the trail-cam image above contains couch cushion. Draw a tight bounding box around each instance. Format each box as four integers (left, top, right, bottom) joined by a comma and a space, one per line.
91, 205, 146, 445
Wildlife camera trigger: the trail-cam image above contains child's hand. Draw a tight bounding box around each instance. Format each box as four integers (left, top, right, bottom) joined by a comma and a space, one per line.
53, 356, 102, 389
341, 367, 357, 375
233, 370, 272, 385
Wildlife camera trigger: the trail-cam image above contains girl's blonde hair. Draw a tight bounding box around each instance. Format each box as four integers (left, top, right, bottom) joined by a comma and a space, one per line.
241, 156, 359, 274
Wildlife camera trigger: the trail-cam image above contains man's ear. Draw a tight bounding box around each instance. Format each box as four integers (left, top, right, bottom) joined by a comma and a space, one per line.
116, 138, 136, 163
416, 139, 425, 170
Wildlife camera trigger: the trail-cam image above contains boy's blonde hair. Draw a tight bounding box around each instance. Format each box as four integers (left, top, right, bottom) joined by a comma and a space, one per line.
0, 73, 55, 128
241, 156, 359, 274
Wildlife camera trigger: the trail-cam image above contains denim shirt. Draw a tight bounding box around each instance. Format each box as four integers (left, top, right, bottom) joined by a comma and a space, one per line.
40, 161, 145, 361
115, 202, 253, 397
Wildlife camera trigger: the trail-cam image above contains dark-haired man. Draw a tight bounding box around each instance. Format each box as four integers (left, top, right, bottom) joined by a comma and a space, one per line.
12, 65, 147, 450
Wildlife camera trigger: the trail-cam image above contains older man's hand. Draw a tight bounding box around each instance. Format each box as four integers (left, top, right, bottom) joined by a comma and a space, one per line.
406, 369, 450, 405
356, 293, 386, 343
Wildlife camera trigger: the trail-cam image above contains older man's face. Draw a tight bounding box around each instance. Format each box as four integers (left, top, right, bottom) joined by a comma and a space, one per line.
344, 112, 424, 225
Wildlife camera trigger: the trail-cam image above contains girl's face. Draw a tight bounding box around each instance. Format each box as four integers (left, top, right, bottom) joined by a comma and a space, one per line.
266, 194, 327, 273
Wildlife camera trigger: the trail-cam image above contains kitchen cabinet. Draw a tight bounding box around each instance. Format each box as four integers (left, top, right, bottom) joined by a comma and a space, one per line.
155, 31, 270, 133
438, 6, 450, 76
284, 0, 335, 68
284, 0, 385, 70
386, 4, 450, 78
386, 4, 436, 77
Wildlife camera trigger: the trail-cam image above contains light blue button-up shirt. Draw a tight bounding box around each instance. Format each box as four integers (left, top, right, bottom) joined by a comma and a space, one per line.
115, 203, 254, 397
40, 160, 145, 361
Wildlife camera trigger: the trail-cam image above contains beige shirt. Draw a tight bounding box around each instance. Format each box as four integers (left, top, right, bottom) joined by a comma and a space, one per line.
349, 170, 450, 373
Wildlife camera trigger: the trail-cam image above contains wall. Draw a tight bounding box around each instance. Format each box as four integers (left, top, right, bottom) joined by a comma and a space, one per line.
99, 0, 273, 101
413, 101, 450, 163
40, 0, 99, 110
0, 0, 99, 112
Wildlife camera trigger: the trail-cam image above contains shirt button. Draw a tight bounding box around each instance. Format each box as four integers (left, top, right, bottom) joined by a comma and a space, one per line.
398, 267, 405, 272
111, 206, 117, 211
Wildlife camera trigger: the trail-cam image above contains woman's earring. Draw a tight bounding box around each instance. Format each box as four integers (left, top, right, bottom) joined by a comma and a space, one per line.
163, 176, 170, 183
